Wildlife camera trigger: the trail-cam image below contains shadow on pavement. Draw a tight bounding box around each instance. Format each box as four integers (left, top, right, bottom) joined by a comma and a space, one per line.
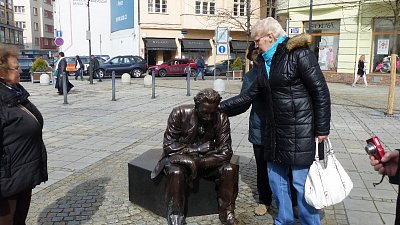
37, 177, 111, 224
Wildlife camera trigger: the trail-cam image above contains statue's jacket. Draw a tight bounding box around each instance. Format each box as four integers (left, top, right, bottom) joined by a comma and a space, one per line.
151, 104, 232, 178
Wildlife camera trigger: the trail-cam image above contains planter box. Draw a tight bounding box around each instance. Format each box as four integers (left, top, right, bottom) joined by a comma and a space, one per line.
31, 72, 51, 83
227, 70, 243, 80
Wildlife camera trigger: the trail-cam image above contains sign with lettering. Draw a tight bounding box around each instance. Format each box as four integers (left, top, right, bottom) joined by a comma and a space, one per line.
111, 0, 134, 32
304, 20, 340, 33
289, 27, 300, 35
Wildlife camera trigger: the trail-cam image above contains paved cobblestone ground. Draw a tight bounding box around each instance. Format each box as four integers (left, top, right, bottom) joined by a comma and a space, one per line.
22, 77, 400, 225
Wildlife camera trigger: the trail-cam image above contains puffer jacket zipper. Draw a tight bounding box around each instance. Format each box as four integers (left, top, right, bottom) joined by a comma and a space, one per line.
18, 104, 40, 126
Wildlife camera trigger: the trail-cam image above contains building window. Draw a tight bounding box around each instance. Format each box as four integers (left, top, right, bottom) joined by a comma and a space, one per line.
44, 9, 53, 19
15, 21, 25, 29
33, 7, 38, 16
233, 0, 246, 16
0, 27, 4, 42
43, 0, 52, 5
0, 0, 4, 6
14, 6, 25, 13
266, 8, 275, 18
34, 37, 39, 46
304, 20, 340, 71
45, 24, 53, 33
34, 22, 39, 31
371, 18, 400, 74
195, 1, 215, 15
6, 0, 12, 9
148, 0, 167, 13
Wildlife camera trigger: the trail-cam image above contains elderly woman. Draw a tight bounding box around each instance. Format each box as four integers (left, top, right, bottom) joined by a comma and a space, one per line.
220, 17, 331, 225
0, 46, 48, 225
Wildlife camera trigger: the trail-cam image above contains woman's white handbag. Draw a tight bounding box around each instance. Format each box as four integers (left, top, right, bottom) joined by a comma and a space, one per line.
304, 138, 353, 209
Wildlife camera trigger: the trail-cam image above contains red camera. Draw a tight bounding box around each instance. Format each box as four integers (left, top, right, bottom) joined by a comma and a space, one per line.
365, 136, 385, 161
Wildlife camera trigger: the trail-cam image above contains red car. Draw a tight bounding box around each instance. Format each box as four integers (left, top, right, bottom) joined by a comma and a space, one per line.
148, 58, 198, 77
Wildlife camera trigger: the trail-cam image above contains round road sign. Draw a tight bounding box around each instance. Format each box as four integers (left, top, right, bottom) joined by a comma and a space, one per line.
54, 37, 64, 47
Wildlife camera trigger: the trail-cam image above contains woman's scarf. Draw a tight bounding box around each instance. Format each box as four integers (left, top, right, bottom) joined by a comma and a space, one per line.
262, 35, 287, 79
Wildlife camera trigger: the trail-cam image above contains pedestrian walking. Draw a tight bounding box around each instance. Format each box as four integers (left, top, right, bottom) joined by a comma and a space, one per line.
55, 52, 74, 95
220, 17, 331, 225
194, 56, 205, 81
75, 55, 84, 81
352, 54, 368, 87
90, 55, 101, 82
0, 45, 48, 225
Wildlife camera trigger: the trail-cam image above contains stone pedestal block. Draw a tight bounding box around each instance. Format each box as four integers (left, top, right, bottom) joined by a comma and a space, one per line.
39, 73, 50, 85
128, 149, 239, 218
121, 73, 131, 84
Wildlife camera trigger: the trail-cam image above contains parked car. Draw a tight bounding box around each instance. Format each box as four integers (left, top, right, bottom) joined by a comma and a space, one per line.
17, 58, 35, 81
204, 59, 235, 76
148, 58, 197, 77
98, 55, 147, 78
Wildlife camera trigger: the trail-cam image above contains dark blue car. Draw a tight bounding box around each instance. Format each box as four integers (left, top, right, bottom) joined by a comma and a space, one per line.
98, 55, 147, 78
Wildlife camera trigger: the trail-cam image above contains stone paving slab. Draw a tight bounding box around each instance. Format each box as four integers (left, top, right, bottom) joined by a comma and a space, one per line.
20, 78, 400, 224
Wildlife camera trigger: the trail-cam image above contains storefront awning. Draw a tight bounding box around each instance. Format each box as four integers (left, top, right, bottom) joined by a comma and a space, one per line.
181, 39, 212, 51
144, 38, 177, 50
231, 40, 248, 53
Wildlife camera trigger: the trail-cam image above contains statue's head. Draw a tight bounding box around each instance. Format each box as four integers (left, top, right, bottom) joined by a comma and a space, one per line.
194, 89, 221, 121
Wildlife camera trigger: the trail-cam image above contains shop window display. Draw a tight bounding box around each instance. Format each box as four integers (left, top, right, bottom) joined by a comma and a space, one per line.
304, 20, 340, 71
372, 18, 400, 73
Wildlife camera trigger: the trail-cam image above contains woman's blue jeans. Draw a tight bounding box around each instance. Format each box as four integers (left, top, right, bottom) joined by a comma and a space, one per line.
267, 162, 320, 225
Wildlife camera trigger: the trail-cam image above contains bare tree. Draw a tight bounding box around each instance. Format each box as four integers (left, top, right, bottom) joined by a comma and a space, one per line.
207, 0, 268, 72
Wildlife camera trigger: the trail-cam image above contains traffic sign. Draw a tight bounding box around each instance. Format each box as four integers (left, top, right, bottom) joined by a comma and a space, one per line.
217, 43, 228, 55
216, 27, 229, 43
55, 30, 62, 37
54, 37, 64, 47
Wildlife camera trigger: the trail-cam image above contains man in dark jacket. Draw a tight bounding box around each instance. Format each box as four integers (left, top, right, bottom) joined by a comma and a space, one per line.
90, 55, 101, 82
56, 52, 74, 95
194, 56, 205, 81
370, 149, 399, 224
151, 89, 239, 225
220, 17, 331, 225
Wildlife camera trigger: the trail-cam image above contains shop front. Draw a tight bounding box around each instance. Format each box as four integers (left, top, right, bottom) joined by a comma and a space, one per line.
181, 39, 212, 64
304, 20, 340, 71
371, 18, 400, 74
143, 38, 177, 66
230, 40, 247, 61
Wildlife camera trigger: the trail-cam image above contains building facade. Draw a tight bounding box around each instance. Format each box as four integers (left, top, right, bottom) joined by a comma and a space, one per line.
277, 0, 400, 85
0, 0, 23, 48
14, 0, 56, 57
139, 0, 263, 66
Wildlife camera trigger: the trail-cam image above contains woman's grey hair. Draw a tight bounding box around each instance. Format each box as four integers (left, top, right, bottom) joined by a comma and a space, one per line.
194, 88, 222, 105
251, 17, 286, 39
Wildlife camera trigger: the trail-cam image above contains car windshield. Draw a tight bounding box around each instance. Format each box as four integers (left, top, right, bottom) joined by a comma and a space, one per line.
66, 57, 76, 64
18, 59, 34, 66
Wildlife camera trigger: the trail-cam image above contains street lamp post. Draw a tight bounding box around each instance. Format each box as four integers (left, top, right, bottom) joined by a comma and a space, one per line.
308, 0, 313, 33
87, 0, 93, 84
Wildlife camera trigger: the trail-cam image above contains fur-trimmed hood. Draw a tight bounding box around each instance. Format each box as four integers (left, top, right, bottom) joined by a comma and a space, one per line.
285, 33, 312, 52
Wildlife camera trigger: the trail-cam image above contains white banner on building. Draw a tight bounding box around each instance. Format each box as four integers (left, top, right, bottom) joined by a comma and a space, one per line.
377, 39, 390, 55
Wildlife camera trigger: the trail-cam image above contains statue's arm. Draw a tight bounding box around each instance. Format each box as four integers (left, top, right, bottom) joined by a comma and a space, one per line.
201, 113, 233, 168
163, 108, 188, 156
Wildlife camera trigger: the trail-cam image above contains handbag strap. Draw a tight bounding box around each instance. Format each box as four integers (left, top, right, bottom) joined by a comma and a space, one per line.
314, 137, 333, 161
314, 138, 319, 161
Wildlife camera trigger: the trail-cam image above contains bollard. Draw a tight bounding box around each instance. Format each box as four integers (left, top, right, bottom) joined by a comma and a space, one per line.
151, 72, 155, 99
62, 72, 68, 104
112, 71, 116, 101
186, 64, 190, 96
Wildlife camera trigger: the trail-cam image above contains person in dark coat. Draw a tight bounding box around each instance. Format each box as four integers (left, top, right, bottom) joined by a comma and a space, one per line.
75, 55, 84, 81
90, 55, 101, 82
0, 45, 48, 225
226, 42, 297, 216
352, 54, 368, 87
370, 150, 400, 224
56, 52, 74, 95
151, 89, 239, 225
219, 17, 331, 225
194, 56, 205, 81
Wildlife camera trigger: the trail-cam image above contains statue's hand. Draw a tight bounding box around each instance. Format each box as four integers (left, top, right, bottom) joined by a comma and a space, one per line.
168, 154, 203, 180
188, 141, 215, 155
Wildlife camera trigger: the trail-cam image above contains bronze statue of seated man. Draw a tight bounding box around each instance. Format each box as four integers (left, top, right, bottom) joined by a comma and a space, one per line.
151, 88, 239, 225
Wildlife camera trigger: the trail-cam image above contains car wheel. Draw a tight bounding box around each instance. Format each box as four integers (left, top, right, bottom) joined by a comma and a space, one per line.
215, 68, 221, 76
190, 69, 196, 77
98, 69, 105, 78
158, 69, 167, 77
131, 68, 142, 78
